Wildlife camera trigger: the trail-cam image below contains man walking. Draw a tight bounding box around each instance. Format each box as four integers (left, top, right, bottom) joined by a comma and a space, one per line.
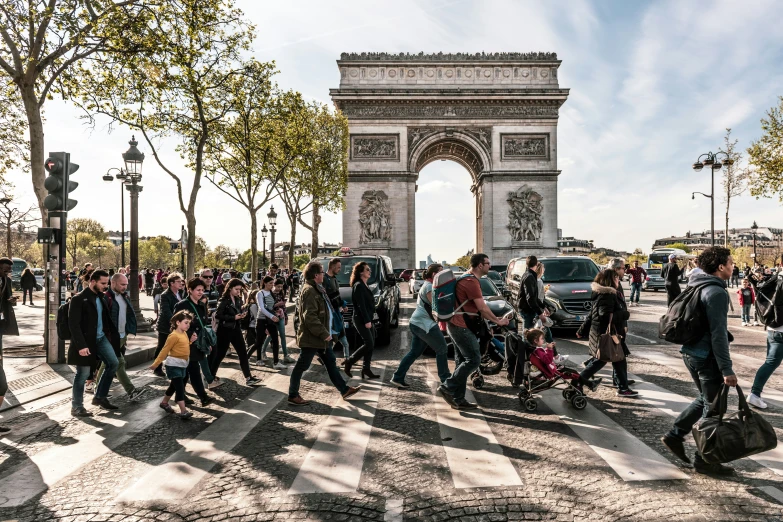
0, 258, 19, 432
661, 254, 682, 305
439, 253, 509, 410
323, 258, 350, 359
199, 268, 220, 314
287, 261, 360, 406
517, 255, 547, 328
154, 273, 183, 377
661, 247, 737, 475
94, 274, 147, 401
68, 270, 120, 416
626, 260, 647, 307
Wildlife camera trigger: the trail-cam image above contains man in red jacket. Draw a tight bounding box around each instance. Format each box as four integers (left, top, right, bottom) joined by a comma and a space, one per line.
626, 260, 647, 307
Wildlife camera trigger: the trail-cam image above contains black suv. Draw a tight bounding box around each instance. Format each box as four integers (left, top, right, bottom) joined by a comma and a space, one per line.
294, 254, 401, 347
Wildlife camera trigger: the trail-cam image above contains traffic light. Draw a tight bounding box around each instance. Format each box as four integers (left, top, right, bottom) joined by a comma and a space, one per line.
43, 152, 79, 211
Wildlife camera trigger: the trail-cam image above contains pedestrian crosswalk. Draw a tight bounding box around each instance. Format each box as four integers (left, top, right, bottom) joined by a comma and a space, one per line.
1, 340, 782, 509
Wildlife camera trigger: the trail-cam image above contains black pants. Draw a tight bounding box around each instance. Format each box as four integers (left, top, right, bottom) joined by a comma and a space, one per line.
211, 326, 251, 378
166, 377, 186, 401
348, 318, 375, 369
182, 357, 208, 399
666, 284, 681, 306
22, 288, 33, 304
248, 321, 280, 364
580, 357, 629, 390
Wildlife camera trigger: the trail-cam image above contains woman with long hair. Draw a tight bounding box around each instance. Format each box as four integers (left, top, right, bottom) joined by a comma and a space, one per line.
249, 276, 284, 369
210, 278, 257, 384
20, 267, 36, 305
244, 289, 260, 354
343, 262, 379, 379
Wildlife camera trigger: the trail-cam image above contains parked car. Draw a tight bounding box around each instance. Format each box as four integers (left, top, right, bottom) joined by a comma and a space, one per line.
487, 270, 507, 294
642, 268, 666, 291
408, 270, 425, 295
399, 269, 415, 282
294, 252, 401, 347
506, 256, 600, 329
33, 268, 44, 291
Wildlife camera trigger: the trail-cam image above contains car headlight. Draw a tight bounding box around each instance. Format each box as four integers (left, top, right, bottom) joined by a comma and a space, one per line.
545, 297, 563, 310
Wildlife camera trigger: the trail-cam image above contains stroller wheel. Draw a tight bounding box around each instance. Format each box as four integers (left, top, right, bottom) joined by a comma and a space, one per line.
523, 398, 538, 412
563, 389, 575, 401
472, 375, 485, 389
518, 389, 530, 400
570, 394, 587, 410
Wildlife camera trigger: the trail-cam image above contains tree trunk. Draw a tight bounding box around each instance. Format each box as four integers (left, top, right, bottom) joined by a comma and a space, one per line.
310, 202, 321, 259
288, 219, 296, 270
5, 218, 11, 258
20, 85, 48, 225
186, 212, 196, 277
250, 210, 258, 281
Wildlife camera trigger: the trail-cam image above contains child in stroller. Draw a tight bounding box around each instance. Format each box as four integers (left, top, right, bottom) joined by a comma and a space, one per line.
505, 328, 592, 412
469, 316, 512, 389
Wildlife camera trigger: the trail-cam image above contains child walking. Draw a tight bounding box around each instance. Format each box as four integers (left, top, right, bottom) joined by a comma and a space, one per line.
150, 310, 197, 419
738, 278, 757, 326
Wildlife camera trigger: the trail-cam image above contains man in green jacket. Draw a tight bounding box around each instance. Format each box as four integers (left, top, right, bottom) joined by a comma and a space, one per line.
287, 261, 361, 406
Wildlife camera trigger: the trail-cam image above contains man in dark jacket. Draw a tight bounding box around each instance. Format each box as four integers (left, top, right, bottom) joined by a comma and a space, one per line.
661, 254, 682, 305
661, 247, 737, 475
199, 268, 220, 314
517, 255, 546, 328
287, 261, 360, 406
68, 269, 120, 416
323, 258, 349, 358
0, 258, 19, 432
153, 272, 183, 377
94, 274, 147, 401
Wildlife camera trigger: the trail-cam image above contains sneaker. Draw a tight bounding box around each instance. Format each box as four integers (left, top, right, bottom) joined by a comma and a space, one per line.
584, 378, 603, 392
660, 435, 690, 464
245, 376, 262, 386
617, 389, 639, 397
437, 384, 457, 407
71, 407, 93, 417
128, 388, 147, 402
753, 321, 760, 326
91, 397, 118, 410
694, 454, 734, 475
208, 379, 224, 389
342, 386, 362, 400
390, 378, 410, 389
452, 399, 478, 410
748, 393, 768, 409
200, 396, 214, 407
274, 362, 288, 370
283, 356, 297, 364
553, 355, 569, 364
178, 411, 194, 420
159, 402, 175, 414
741, 322, 748, 326
288, 396, 311, 406
85, 381, 95, 394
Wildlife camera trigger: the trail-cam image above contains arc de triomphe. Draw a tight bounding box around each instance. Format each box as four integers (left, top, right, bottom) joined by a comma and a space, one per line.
330, 52, 569, 268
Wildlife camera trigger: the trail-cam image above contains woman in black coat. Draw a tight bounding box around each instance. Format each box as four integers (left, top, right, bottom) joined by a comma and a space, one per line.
343, 261, 379, 379
20, 268, 36, 305
210, 278, 255, 383
576, 268, 637, 397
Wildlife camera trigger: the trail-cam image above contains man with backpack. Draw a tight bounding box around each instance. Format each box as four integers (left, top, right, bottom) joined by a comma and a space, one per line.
517, 255, 547, 328
660, 247, 737, 475
438, 253, 509, 410
747, 270, 783, 409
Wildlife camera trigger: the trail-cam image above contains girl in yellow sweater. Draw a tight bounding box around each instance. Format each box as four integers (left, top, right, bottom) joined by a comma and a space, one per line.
150, 310, 195, 419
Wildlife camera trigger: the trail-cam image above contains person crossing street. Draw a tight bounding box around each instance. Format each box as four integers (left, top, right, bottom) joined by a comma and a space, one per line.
661, 254, 682, 305
626, 260, 647, 307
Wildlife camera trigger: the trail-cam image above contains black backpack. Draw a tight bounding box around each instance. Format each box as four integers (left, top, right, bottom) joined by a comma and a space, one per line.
754, 276, 783, 328
57, 298, 72, 340
658, 281, 724, 345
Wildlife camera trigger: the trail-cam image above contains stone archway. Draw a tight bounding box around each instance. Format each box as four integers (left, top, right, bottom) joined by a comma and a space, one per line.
330, 52, 570, 269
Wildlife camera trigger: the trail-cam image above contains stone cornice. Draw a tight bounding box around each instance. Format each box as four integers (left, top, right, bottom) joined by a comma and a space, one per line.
339, 52, 558, 62
330, 88, 570, 97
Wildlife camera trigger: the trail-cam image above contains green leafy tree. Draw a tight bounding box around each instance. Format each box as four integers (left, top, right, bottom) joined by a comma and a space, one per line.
138, 236, 173, 269
85, 239, 114, 269
204, 60, 306, 280
0, 181, 38, 257
293, 253, 310, 270
234, 248, 252, 272
453, 255, 471, 269
78, 0, 253, 277
747, 96, 783, 202
66, 218, 107, 267
0, 83, 27, 181
721, 128, 747, 246
0, 0, 149, 220
627, 248, 648, 264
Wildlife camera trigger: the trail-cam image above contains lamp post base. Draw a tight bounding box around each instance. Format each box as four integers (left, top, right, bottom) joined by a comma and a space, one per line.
134, 308, 152, 333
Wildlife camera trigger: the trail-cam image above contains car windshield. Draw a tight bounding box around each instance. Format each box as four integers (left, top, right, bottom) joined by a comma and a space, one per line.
318, 258, 379, 286
487, 270, 502, 280
540, 258, 599, 283
480, 277, 500, 296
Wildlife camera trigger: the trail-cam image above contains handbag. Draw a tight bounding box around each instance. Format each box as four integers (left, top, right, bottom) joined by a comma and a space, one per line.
597, 313, 624, 362
188, 301, 216, 355
693, 384, 778, 464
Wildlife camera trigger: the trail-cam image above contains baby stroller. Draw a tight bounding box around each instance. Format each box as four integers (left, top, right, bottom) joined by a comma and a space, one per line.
469, 316, 512, 389
505, 331, 588, 412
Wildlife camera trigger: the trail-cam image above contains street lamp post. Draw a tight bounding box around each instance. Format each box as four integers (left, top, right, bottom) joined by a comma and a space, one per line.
751, 221, 758, 266
268, 206, 277, 266
691, 151, 734, 247
121, 136, 150, 332
102, 168, 128, 267
261, 224, 268, 273
93, 244, 106, 268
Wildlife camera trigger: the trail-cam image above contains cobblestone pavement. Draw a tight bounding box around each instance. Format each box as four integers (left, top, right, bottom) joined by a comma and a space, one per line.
1, 291, 782, 521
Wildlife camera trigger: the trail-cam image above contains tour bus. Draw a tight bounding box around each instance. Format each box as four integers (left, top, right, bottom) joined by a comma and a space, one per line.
10, 257, 27, 290
647, 248, 695, 282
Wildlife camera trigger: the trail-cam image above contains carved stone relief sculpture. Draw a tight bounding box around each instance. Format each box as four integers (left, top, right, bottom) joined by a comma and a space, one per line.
359, 190, 393, 244
350, 134, 399, 161
501, 134, 549, 160
507, 185, 543, 243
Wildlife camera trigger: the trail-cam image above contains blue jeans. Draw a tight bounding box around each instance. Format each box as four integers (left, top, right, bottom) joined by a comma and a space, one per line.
741, 304, 752, 323
630, 282, 642, 303
667, 353, 723, 441
289, 345, 348, 398
94, 336, 119, 399
443, 324, 481, 401
262, 319, 289, 358
394, 324, 450, 383
751, 331, 783, 397
520, 311, 537, 329
72, 365, 92, 408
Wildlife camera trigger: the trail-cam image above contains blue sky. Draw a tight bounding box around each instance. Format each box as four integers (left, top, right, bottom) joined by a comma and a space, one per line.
8, 0, 783, 264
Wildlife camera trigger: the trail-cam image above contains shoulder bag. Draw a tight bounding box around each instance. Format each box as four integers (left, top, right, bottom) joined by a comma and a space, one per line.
597, 313, 624, 362
188, 301, 216, 354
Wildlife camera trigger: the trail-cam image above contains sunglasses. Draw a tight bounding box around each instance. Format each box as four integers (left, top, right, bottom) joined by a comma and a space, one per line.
202, 275, 214, 279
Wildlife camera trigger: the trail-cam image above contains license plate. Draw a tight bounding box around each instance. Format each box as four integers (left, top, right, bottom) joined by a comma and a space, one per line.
344, 322, 350, 329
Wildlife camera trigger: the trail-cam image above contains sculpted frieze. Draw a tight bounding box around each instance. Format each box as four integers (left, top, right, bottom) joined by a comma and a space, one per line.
501, 134, 549, 160
508, 185, 543, 243
350, 134, 399, 161
359, 190, 393, 244
340, 52, 558, 61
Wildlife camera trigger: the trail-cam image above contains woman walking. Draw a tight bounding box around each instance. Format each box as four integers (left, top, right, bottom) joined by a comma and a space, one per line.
576, 268, 638, 397
244, 289, 259, 353
210, 278, 258, 385
20, 268, 36, 306
391, 263, 450, 387
343, 262, 379, 379
250, 276, 285, 370
261, 279, 296, 364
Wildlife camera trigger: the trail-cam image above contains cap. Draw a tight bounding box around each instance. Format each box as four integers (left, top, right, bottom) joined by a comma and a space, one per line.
668, 254, 677, 260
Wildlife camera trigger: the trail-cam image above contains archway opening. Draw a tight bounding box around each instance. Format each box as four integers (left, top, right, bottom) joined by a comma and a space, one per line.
415, 160, 476, 268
